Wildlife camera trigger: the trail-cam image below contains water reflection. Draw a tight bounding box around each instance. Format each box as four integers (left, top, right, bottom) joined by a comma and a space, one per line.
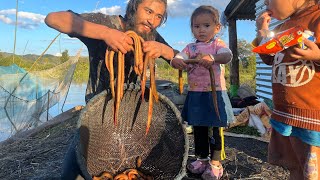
48, 83, 86, 117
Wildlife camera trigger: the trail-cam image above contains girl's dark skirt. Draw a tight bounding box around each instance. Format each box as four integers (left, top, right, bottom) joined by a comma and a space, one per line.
182, 91, 234, 127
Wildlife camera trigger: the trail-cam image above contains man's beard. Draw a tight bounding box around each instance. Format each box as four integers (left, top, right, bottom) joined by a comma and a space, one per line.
124, 17, 157, 41
122, 16, 158, 83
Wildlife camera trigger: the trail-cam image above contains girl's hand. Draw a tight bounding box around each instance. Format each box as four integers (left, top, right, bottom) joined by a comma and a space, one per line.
171, 58, 187, 70
287, 38, 320, 61
198, 55, 214, 69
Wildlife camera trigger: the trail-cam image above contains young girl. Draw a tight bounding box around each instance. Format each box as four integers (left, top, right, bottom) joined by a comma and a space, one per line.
254, 0, 320, 179
171, 5, 234, 180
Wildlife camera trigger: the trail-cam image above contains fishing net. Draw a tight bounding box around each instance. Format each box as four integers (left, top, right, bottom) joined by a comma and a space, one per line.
0, 50, 81, 141
75, 84, 188, 180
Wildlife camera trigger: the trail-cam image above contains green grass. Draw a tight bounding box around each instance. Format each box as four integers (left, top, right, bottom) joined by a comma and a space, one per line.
226, 126, 261, 137
0, 53, 257, 93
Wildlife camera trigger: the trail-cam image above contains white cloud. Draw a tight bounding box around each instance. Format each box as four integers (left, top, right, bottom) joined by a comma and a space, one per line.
0, 15, 13, 24
63, 36, 79, 41
167, 0, 230, 18
90, 0, 230, 18
0, 9, 45, 29
55, 52, 62, 57
172, 41, 189, 47
92, 6, 123, 15
62, 36, 82, 44
17, 11, 45, 23
0, 9, 16, 15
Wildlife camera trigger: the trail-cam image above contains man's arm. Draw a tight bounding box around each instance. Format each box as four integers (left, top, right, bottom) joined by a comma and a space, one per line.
45, 11, 105, 39
45, 11, 133, 53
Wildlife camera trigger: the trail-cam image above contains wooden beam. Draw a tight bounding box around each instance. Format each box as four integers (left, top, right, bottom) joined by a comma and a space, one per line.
234, 14, 256, 20
228, 18, 239, 96
226, 0, 246, 20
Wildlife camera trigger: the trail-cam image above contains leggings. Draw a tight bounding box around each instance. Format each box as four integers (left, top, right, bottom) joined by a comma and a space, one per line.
193, 126, 222, 161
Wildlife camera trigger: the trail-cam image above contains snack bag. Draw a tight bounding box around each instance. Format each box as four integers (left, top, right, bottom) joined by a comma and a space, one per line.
300, 30, 315, 49
252, 26, 315, 55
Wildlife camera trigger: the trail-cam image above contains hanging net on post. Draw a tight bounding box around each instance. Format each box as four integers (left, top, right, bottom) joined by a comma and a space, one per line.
0, 48, 82, 141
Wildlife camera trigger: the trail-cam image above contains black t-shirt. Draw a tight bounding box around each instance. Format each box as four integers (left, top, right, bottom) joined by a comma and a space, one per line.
68, 11, 172, 102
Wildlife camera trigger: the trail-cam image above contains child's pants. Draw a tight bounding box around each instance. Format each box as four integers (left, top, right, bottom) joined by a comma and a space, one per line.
268, 128, 320, 180
193, 126, 222, 161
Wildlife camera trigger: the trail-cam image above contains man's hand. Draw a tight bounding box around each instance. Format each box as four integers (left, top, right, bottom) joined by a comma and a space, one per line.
142, 41, 163, 59
101, 29, 133, 54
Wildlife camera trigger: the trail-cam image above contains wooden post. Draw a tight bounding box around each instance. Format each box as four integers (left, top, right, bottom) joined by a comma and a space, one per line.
228, 18, 239, 97
47, 92, 50, 121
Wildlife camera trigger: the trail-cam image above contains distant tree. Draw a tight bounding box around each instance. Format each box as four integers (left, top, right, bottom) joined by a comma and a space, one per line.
225, 39, 256, 90
238, 39, 255, 68
0, 56, 11, 66
60, 50, 69, 63
238, 39, 256, 89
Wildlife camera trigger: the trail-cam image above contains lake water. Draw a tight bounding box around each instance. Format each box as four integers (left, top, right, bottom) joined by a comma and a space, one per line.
0, 83, 87, 142
48, 83, 86, 117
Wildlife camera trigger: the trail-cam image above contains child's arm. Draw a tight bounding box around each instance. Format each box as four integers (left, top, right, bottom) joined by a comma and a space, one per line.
198, 48, 233, 69
253, 11, 274, 65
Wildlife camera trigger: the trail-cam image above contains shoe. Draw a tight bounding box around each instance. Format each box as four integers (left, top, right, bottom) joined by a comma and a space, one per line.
201, 162, 223, 180
187, 158, 209, 174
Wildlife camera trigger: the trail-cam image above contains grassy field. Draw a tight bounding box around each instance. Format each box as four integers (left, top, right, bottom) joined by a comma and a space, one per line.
1, 52, 261, 137
155, 57, 257, 93
0, 52, 257, 93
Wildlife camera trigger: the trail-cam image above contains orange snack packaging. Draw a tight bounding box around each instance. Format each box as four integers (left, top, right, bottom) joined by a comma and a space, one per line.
252, 26, 314, 55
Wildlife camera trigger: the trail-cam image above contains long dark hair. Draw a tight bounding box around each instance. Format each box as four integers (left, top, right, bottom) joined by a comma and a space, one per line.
124, 0, 168, 27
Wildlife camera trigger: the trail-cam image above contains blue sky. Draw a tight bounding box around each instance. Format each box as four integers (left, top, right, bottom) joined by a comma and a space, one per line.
0, 0, 257, 56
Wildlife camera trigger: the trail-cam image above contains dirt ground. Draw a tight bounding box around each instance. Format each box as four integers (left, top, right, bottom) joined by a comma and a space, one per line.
0, 107, 289, 180
184, 135, 289, 180
0, 80, 289, 179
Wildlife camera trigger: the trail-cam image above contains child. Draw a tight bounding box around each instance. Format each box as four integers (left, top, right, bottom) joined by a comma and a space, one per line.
253, 0, 320, 179
171, 5, 234, 180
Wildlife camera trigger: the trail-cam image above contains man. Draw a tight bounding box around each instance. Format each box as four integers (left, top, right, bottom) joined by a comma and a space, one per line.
45, 0, 176, 103
45, 0, 176, 178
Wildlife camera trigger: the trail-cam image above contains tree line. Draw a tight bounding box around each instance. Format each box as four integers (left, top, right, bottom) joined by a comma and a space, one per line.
0, 39, 256, 89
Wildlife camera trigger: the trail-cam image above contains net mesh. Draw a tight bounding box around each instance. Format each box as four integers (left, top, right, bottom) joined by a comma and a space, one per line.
75, 84, 188, 180
0, 51, 81, 140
